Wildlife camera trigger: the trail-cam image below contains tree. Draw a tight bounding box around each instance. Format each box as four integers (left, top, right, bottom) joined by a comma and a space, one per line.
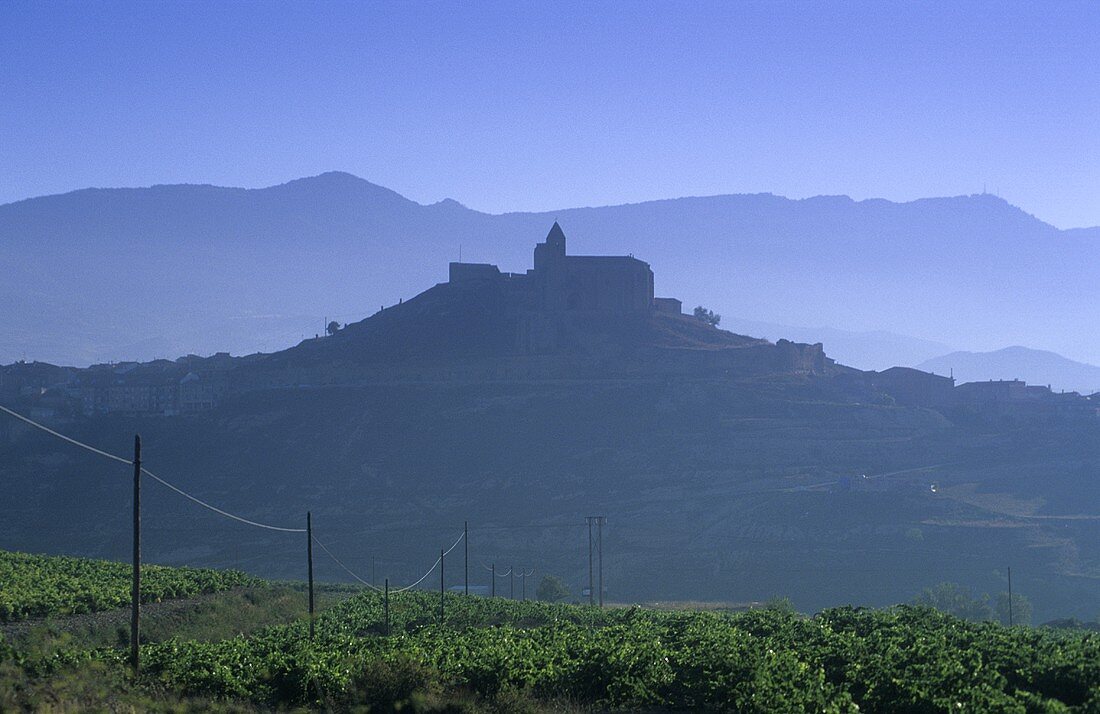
763, 596, 796, 614
996, 591, 1032, 626
535, 575, 570, 603
326, 321, 341, 336
693, 305, 721, 327
913, 582, 992, 621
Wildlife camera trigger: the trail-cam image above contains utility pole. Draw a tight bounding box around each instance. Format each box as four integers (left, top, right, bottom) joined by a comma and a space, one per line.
597, 515, 605, 608
464, 521, 469, 596
491, 563, 496, 597
586, 516, 594, 606
510, 565, 515, 600
383, 578, 390, 635
521, 570, 527, 601
130, 434, 141, 673
307, 512, 315, 640
439, 547, 445, 624
1007, 567, 1014, 626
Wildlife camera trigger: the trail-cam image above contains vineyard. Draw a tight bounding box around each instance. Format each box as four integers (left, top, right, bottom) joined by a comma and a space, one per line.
0, 550, 258, 622
3, 552, 1100, 712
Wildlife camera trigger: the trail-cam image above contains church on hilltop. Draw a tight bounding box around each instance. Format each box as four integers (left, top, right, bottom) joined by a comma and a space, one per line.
447, 222, 683, 316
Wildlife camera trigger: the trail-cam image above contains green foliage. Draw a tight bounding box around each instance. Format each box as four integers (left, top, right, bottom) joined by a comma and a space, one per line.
13, 592, 1100, 711
0, 550, 259, 622
762, 596, 797, 614
4, 559, 1100, 711
692, 305, 721, 326
913, 582, 993, 622
534, 575, 569, 603
996, 591, 1033, 626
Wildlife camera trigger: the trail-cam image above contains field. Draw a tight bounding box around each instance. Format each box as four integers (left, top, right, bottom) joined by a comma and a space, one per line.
3, 551, 1100, 712
0, 549, 259, 622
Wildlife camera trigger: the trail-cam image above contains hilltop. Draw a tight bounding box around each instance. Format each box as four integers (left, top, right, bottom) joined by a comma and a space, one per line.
3, 172, 1099, 366
3, 222, 1100, 623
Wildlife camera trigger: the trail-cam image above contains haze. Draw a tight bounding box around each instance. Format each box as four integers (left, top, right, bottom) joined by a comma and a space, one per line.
2, 0, 1099, 227
7, 8, 1100, 694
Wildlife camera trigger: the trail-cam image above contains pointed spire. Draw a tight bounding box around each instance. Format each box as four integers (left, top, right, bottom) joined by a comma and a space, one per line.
546, 221, 566, 245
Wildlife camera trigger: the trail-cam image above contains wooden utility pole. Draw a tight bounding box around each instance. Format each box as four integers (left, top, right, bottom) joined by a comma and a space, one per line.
521, 570, 526, 601
587, 516, 594, 606
130, 434, 141, 673
510, 565, 514, 600
464, 521, 469, 596
384, 578, 390, 635
597, 516, 605, 608
307, 512, 315, 640
439, 547, 445, 624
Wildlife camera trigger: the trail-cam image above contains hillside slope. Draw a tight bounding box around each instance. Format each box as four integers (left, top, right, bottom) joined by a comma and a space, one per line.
3, 172, 1099, 365
3, 368, 1100, 622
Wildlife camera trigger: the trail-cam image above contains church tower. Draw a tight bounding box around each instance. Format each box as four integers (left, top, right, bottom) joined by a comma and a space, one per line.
533, 221, 567, 271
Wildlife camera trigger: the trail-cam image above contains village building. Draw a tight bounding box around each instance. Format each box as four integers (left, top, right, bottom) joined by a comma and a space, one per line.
868, 367, 955, 407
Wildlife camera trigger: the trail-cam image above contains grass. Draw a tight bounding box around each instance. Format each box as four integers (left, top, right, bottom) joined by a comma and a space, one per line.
3, 582, 358, 651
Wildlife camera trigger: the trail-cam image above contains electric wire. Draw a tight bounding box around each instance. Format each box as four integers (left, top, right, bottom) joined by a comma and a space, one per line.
0, 404, 305, 533
311, 536, 383, 592
1, 404, 478, 588
481, 563, 513, 577
392, 531, 465, 593
0, 404, 131, 465
141, 467, 305, 532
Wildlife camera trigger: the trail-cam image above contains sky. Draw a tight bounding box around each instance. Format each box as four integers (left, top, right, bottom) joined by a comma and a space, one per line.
2, 1, 1099, 228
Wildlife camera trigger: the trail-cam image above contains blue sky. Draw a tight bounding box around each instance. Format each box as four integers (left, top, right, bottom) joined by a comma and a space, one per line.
2, 0, 1098, 227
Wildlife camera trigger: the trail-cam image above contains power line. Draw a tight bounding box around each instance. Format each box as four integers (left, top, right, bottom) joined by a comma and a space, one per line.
392, 531, 465, 593
311, 536, 382, 592
0, 404, 131, 465
2, 404, 482, 593
313, 530, 467, 595
0, 404, 305, 533
140, 467, 305, 533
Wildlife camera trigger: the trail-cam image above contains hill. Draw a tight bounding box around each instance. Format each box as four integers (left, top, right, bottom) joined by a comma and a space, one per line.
918, 346, 1100, 395
4, 358, 1100, 622
3, 172, 1100, 365
3, 223, 1100, 622
722, 318, 955, 371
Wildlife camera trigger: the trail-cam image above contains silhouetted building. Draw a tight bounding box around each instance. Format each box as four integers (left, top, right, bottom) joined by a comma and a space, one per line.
179, 372, 228, 413
955, 379, 1028, 405
869, 367, 955, 407
448, 223, 667, 314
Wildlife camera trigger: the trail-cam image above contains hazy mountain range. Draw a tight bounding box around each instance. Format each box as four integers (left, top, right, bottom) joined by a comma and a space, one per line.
723, 321, 1100, 394
5, 174, 1100, 618
918, 346, 1100, 395
2, 171, 1098, 368
719, 318, 956, 371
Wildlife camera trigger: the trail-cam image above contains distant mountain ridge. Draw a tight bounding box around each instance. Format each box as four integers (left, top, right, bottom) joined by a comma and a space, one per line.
3, 172, 1098, 366
918, 347, 1100, 395
720, 318, 955, 371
